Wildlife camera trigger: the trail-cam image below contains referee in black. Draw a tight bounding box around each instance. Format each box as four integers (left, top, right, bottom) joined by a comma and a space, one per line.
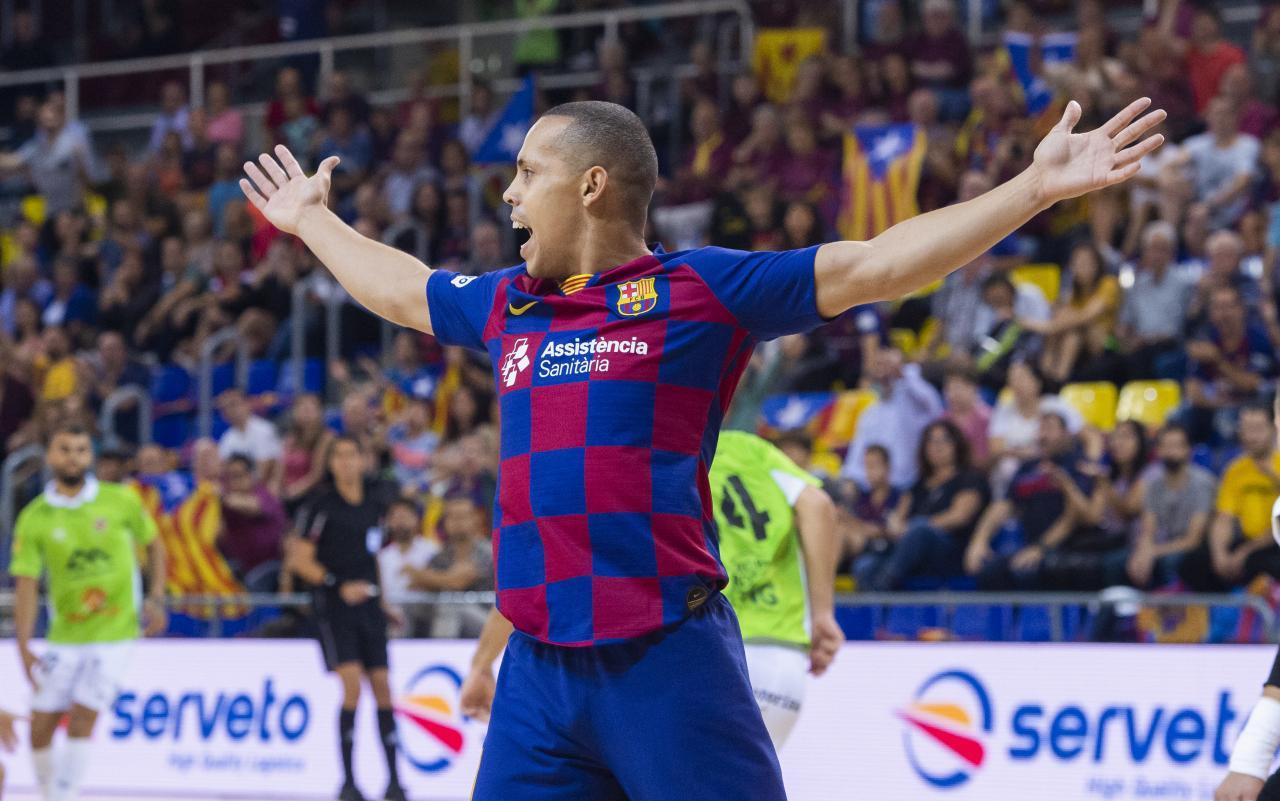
288, 435, 407, 801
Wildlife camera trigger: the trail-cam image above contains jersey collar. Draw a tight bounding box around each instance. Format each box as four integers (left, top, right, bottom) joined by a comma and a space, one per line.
43, 476, 101, 509
518, 244, 669, 298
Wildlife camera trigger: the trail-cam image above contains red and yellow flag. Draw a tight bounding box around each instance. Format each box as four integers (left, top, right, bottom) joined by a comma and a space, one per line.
837, 124, 927, 242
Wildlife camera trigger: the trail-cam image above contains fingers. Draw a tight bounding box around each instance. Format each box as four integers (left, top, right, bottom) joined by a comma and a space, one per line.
1099, 96, 1153, 137
242, 160, 276, 198
1113, 133, 1166, 170
275, 144, 305, 179
1053, 100, 1082, 134
1114, 108, 1167, 149
259, 152, 289, 187
318, 155, 341, 181
239, 178, 267, 210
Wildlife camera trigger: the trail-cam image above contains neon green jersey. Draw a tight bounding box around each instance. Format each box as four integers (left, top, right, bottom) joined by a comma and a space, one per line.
711, 430, 820, 648
9, 478, 157, 644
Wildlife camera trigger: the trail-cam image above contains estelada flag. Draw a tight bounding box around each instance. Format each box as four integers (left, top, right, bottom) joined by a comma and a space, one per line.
751, 27, 827, 104
838, 123, 927, 242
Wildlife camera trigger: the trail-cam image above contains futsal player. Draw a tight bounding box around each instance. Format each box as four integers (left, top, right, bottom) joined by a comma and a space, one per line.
241, 95, 1164, 799
287, 435, 405, 801
10, 423, 167, 801
457, 429, 842, 751
0, 708, 19, 798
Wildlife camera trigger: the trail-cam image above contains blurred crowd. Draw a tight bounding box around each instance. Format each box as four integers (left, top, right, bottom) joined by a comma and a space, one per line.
3, 0, 1280, 616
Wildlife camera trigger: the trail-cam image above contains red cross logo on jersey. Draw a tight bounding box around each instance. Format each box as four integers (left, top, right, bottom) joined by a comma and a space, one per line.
616, 278, 659, 317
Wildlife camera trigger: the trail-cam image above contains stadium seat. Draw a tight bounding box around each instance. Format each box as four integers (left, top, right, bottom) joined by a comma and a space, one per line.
210, 362, 236, 397
950, 605, 1012, 641
881, 606, 941, 640
1011, 262, 1062, 303
1116, 380, 1181, 429
20, 194, 46, 225
247, 359, 280, 397
835, 606, 878, 640
1014, 605, 1054, 642
1059, 382, 1117, 431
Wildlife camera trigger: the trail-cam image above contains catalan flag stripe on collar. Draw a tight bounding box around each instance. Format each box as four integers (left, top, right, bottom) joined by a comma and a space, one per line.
559, 274, 591, 295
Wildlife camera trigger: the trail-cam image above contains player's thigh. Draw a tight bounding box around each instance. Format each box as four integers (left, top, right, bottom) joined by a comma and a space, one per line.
70, 642, 135, 713
744, 643, 810, 751
30, 644, 83, 715
473, 635, 626, 801
65, 704, 101, 738
600, 596, 786, 801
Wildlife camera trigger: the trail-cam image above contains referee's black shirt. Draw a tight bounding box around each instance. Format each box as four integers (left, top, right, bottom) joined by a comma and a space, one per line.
297, 480, 395, 587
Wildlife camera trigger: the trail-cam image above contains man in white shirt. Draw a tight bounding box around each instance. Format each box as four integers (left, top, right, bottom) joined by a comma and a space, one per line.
1183, 98, 1259, 229
216, 388, 283, 489
377, 498, 439, 638
841, 348, 944, 489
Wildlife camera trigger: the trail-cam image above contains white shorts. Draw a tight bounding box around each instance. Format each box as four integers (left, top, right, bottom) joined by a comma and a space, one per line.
743, 642, 809, 750
30, 642, 135, 714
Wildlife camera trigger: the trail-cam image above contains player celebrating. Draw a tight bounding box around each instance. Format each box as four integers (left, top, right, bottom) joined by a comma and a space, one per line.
241, 95, 1163, 799
709, 429, 841, 748
10, 423, 166, 801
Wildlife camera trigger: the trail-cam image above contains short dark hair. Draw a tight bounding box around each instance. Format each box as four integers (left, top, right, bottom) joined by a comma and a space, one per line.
48, 422, 91, 443
225, 454, 254, 474
943, 363, 979, 386
866, 444, 890, 464
542, 101, 658, 226
1241, 401, 1273, 424
1156, 422, 1191, 444
980, 273, 1015, 295
387, 497, 422, 520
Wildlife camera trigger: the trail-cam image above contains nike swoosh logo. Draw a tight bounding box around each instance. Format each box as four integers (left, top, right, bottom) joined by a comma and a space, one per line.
508, 301, 537, 316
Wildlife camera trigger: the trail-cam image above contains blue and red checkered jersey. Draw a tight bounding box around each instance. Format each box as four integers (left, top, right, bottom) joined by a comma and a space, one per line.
425, 246, 823, 645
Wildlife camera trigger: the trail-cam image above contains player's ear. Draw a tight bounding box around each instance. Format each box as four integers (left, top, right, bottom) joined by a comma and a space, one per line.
581, 165, 608, 209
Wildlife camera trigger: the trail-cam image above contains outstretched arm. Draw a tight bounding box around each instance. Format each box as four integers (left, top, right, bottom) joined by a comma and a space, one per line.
814, 98, 1165, 316
240, 146, 435, 333
794, 485, 843, 675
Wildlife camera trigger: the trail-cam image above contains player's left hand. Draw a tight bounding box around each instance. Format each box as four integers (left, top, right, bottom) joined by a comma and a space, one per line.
1032, 97, 1165, 205
1215, 771, 1265, 801
143, 596, 168, 637
808, 612, 844, 677
460, 667, 497, 722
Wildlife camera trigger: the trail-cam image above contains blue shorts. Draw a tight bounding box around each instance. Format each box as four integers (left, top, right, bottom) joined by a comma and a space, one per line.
473, 593, 787, 801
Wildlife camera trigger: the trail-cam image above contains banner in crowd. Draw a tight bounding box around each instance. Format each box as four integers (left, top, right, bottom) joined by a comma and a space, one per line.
473, 76, 535, 165
751, 27, 828, 104
838, 123, 927, 242
0, 642, 1274, 800
1003, 31, 1078, 115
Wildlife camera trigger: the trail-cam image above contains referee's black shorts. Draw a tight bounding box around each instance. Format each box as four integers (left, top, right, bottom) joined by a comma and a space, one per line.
314, 594, 389, 672
1263, 769, 1280, 801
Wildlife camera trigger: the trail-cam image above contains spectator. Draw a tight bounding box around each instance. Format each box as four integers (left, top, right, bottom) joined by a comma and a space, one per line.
405, 493, 494, 637
859, 420, 987, 590
1118, 220, 1193, 380
278, 94, 320, 167
0, 96, 99, 216
670, 96, 733, 203
388, 395, 438, 493
1187, 229, 1260, 328
149, 80, 191, 154
204, 80, 244, 147
281, 393, 334, 509
732, 104, 789, 189
777, 109, 836, 209
1023, 241, 1121, 385
1124, 424, 1215, 588
216, 387, 284, 487
314, 106, 373, 195
942, 365, 992, 468
334, 387, 387, 464
459, 81, 500, 156
1183, 98, 1259, 230
841, 347, 944, 490
1185, 285, 1276, 444
382, 134, 437, 219
83, 330, 151, 444
0, 9, 54, 71
264, 67, 318, 143
1219, 63, 1277, 139
1096, 419, 1150, 548
220, 454, 287, 579
38, 326, 78, 403
905, 0, 972, 119
988, 360, 1080, 498
464, 219, 506, 275
182, 108, 218, 191
972, 273, 1041, 391
1181, 404, 1280, 590
966, 409, 1094, 590
0, 255, 52, 337
0, 340, 35, 456
377, 498, 438, 637
320, 70, 371, 127
1184, 5, 1247, 114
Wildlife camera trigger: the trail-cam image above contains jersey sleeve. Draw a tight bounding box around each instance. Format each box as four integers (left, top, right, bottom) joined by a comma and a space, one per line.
425, 268, 508, 350
688, 246, 823, 341
8, 505, 44, 579
126, 489, 158, 547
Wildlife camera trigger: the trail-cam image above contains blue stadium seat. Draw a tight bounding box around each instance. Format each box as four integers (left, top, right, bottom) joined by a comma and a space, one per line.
835, 606, 878, 641
1209, 606, 1242, 643
1014, 605, 1054, 642
151, 364, 192, 405
210, 362, 236, 397
247, 359, 280, 396
882, 606, 941, 640
152, 414, 192, 449
951, 605, 1011, 641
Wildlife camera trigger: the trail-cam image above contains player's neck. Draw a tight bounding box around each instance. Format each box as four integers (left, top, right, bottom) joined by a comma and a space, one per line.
53, 477, 87, 498
573, 226, 649, 276
335, 478, 363, 503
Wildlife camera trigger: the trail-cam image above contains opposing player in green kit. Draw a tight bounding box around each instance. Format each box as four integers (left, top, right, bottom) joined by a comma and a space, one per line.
10, 423, 167, 801
708, 430, 842, 750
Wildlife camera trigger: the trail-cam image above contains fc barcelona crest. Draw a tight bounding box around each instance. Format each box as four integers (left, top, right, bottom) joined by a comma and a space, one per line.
616, 277, 659, 317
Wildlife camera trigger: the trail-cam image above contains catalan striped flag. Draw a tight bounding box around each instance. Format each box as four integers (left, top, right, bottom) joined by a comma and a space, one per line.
837, 123, 927, 242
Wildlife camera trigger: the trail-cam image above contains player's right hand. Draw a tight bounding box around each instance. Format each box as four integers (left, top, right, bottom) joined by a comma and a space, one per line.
239, 145, 339, 236
1216, 772, 1265, 801
460, 667, 496, 723
18, 646, 38, 688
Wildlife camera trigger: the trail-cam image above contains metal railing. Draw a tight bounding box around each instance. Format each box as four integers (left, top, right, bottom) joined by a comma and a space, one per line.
0, 0, 752, 146
0, 442, 43, 571
0, 589, 1269, 642
196, 325, 251, 439
98, 385, 154, 447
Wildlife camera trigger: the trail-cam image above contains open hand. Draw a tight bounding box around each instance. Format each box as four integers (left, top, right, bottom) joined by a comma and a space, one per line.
1215, 772, 1265, 801
240, 145, 340, 235
1033, 98, 1165, 205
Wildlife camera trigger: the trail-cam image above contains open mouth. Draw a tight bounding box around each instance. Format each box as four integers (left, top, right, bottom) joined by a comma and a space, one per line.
513, 218, 534, 261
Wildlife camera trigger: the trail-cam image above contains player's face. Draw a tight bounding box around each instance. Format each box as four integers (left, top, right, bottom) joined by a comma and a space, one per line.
47, 432, 93, 485
503, 116, 581, 279
328, 440, 365, 484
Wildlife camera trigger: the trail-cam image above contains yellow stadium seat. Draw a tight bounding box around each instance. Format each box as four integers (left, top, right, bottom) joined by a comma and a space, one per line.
809, 449, 844, 477
20, 194, 46, 226
1060, 382, 1118, 431
816, 389, 878, 449
1116, 380, 1182, 429
1012, 262, 1062, 303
